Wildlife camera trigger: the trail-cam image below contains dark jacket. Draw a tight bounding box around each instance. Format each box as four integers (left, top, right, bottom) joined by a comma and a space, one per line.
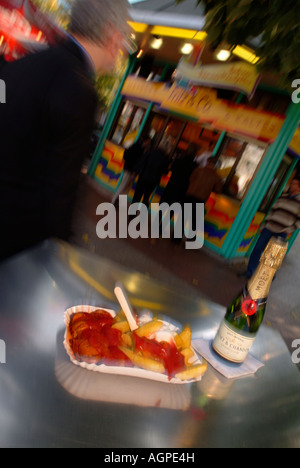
0, 39, 98, 259
123, 141, 145, 173
161, 155, 197, 205
139, 148, 170, 186
187, 166, 223, 203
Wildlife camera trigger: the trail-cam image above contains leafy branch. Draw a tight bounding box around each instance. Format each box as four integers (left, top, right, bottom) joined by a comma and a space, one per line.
176, 0, 300, 89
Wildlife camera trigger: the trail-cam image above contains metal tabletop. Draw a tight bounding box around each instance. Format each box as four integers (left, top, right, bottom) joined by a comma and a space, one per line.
0, 240, 299, 448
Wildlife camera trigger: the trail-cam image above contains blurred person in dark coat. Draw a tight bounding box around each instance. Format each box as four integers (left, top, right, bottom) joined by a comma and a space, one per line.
186, 158, 223, 235
112, 136, 152, 207
187, 158, 223, 205
0, 0, 132, 260
132, 140, 171, 208
160, 143, 198, 206
158, 143, 198, 241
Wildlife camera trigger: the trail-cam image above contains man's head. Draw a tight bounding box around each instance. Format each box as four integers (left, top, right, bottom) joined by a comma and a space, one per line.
289, 177, 300, 196
69, 0, 134, 73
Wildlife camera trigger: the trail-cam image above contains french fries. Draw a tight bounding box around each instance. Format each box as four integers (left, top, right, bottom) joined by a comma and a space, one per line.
114, 310, 127, 322
112, 321, 131, 333
68, 308, 207, 382
119, 346, 166, 374
120, 332, 133, 348
134, 319, 164, 338
175, 362, 208, 381
175, 326, 192, 350
180, 347, 195, 366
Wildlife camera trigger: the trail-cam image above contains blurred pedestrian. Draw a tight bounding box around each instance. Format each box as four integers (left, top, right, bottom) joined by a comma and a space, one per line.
160, 143, 198, 206
0, 0, 133, 260
242, 177, 300, 279
112, 136, 152, 207
185, 158, 222, 236
132, 139, 171, 208
195, 142, 215, 168
159, 142, 198, 242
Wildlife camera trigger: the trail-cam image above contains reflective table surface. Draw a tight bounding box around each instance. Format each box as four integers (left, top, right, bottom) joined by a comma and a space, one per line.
0, 240, 299, 448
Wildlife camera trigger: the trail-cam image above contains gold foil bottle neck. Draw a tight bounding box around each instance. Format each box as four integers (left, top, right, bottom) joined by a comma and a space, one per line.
260, 237, 288, 269
248, 237, 288, 300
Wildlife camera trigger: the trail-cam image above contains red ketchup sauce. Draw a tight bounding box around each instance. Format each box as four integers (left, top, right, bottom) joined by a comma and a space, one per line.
70, 311, 130, 364
133, 333, 185, 379
70, 311, 185, 378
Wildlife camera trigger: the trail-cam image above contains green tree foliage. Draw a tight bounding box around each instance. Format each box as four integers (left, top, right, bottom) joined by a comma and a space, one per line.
176, 0, 300, 89
95, 57, 128, 110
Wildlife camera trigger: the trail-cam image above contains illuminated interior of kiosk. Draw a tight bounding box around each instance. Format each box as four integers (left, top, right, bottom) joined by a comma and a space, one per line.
90, 21, 299, 259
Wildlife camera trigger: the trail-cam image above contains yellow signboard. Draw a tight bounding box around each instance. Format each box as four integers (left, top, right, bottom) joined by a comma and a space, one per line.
212, 103, 284, 142
122, 76, 300, 154
160, 84, 217, 120
122, 77, 169, 103
175, 60, 261, 99
122, 77, 217, 110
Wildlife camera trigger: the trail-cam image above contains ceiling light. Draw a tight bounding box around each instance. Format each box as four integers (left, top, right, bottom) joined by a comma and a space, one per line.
232, 45, 260, 64
181, 43, 194, 55
216, 49, 231, 61
150, 37, 163, 50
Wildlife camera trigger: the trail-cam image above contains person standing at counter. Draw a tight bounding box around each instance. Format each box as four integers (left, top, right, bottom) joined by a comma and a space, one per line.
195, 142, 215, 168
0, 0, 132, 261
185, 159, 223, 237
160, 143, 198, 207
131, 140, 171, 208
159, 143, 198, 242
112, 136, 152, 207
242, 177, 300, 279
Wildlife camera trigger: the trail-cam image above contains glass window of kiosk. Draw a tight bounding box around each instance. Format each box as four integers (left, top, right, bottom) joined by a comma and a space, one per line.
179, 123, 221, 153
143, 111, 168, 148
216, 135, 266, 201
143, 109, 187, 156
110, 100, 147, 147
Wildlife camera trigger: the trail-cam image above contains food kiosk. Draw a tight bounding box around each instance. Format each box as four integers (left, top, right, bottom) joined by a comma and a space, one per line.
88, 40, 300, 262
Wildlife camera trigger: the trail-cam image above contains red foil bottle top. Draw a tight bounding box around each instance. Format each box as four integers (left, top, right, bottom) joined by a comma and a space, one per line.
242, 298, 257, 316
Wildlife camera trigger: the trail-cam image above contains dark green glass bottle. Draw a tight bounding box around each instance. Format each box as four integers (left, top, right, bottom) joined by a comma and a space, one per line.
212, 237, 288, 363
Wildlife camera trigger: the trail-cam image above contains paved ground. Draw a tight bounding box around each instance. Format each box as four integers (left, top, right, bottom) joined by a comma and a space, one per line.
71, 174, 300, 371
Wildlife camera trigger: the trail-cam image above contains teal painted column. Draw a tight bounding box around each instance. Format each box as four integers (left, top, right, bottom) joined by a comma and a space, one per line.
88, 55, 137, 177
220, 101, 300, 259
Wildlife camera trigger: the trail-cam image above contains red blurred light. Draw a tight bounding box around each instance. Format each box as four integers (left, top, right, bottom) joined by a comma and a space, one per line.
0, 0, 65, 61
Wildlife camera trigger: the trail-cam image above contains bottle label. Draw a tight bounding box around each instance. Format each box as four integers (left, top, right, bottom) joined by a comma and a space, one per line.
212, 320, 255, 363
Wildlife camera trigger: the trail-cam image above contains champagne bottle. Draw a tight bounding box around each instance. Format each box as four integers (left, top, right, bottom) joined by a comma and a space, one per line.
212, 237, 288, 364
